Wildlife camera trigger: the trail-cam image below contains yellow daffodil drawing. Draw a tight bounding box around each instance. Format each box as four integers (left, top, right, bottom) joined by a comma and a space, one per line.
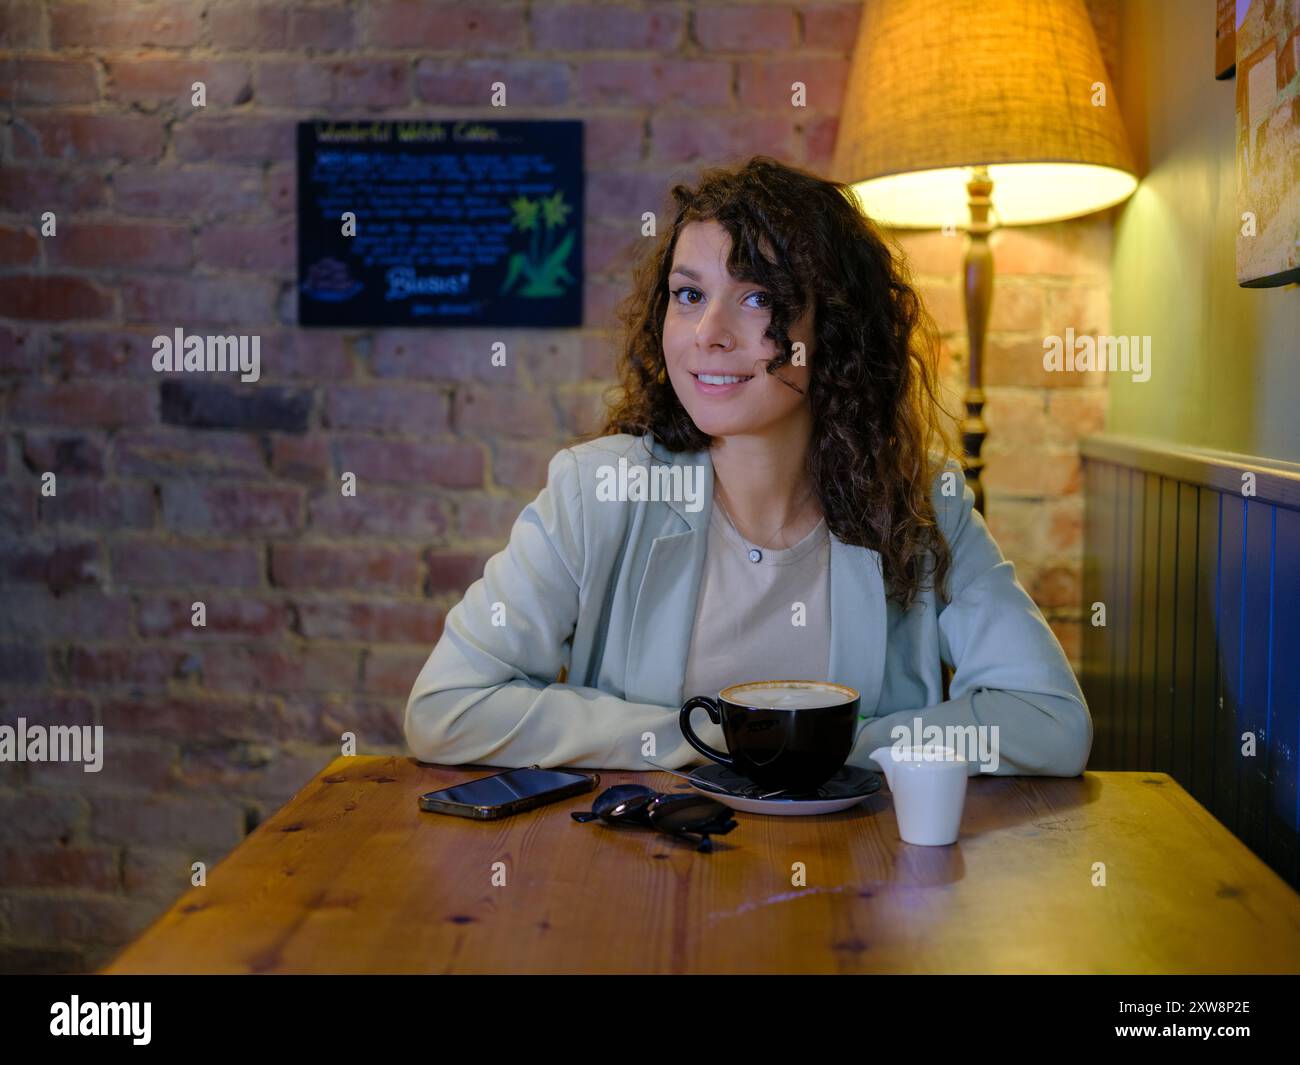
502, 190, 576, 297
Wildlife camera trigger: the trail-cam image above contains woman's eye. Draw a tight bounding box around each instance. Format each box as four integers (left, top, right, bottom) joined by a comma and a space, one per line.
669, 287, 769, 309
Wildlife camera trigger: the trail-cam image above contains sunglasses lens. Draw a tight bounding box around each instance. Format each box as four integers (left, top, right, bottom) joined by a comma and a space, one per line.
594, 785, 656, 822
648, 794, 732, 833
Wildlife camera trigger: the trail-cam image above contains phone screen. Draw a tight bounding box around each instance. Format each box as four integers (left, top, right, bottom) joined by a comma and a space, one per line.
429, 767, 586, 808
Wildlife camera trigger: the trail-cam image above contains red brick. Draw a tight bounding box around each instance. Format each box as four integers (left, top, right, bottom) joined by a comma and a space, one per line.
307, 488, 449, 539
456, 493, 532, 541
13, 113, 165, 162
161, 481, 304, 535
287, 5, 356, 49
0, 325, 42, 375
89, 793, 244, 850
0, 791, 88, 844
334, 437, 484, 487
532, 6, 684, 50
198, 644, 360, 694
1048, 617, 1083, 666
369, 2, 526, 50
21, 432, 106, 475
413, 58, 570, 106
585, 168, 680, 221
64, 646, 186, 687
39, 481, 155, 530
0, 892, 160, 947
453, 385, 560, 438
0, 58, 96, 105
0, 590, 128, 640
694, 6, 797, 51
295, 600, 444, 644
0, 644, 49, 684
50, 1, 202, 48
735, 57, 849, 109
802, 4, 863, 51
891, 229, 966, 277
28, 740, 180, 793
137, 597, 289, 639
423, 549, 492, 595
584, 278, 626, 328
8, 382, 153, 428
270, 544, 421, 592
362, 647, 431, 697
253, 59, 333, 106
197, 219, 294, 271
0, 1, 43, 47
491, 439, 552, 489
47, 222, 192, 270
1046, 287, 1108, 337
576, 59, 731, 106
982, 446, 1081, 497
1046, 389, 1107, 443
991, 223, 1110, 279
41, 331, 151, 378
651, 113, 796, 164
324, 385, 451, 434
0, 276, 113, 321
583, 115, 645, 167
105, 58, 251, 108
0, 845, 118, 891
256, 330, 355, 380
104, 696, 291, 748
370, 328, 522, 383
0, 223, 37, 263
555, 389, 608, 437
113, 428, 266, 478
269, 434, 331, 481
121, 277, 277, 325
111, 165, 263, 217
110, 541, 264, 588
0, 540, 101, 591
329, 60, 411, 107
208, 3, 288, 49
281, 695, 407, 746
802, 114, 839, 166
173, 118, 294, 163
986, 336, 1099, 390
0, 165, 106, 211
122, 845, 201, 907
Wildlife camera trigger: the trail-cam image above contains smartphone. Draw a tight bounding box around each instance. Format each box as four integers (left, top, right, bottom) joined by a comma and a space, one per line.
418, 765, 599, 820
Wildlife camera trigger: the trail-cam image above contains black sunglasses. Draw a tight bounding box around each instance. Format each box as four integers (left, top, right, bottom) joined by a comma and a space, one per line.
571, 784, 739, 852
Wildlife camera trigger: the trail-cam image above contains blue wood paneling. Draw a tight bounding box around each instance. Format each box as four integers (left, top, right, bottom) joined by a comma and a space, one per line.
1082, 457, 1300, 890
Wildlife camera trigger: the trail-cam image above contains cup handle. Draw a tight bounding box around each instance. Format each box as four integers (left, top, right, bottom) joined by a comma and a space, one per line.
679, 696, 735, 769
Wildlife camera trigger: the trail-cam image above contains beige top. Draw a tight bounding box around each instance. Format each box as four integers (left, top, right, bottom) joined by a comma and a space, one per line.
680, 499, 833, 703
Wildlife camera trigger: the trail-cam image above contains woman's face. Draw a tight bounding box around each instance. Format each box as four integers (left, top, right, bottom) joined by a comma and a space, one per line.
662, 220, 813, 439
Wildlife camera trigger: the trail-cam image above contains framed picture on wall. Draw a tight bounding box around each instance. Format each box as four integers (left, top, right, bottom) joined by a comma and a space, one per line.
1234, 0, 1300, 287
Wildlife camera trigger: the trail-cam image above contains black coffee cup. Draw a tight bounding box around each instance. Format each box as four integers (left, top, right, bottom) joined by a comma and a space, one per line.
679, 680, 860, 794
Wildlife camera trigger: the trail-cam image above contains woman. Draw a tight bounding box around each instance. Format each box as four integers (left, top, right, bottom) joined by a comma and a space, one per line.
405, 156, 1092, 777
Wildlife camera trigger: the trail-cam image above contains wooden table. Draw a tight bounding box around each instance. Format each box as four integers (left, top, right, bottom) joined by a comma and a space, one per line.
103, 756, 1300, 974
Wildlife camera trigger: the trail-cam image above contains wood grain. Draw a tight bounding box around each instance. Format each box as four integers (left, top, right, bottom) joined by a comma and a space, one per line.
102, 757, 1300, 974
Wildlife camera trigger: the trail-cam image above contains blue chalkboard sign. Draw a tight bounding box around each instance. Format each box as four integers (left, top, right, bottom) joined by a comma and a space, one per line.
297, 120, 583, 327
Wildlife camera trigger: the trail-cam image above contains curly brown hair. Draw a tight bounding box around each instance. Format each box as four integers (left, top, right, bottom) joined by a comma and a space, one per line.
572, 155, 961, 611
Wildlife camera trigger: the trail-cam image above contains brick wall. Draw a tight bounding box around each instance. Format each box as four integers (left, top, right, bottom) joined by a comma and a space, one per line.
0, 0, 1119, 973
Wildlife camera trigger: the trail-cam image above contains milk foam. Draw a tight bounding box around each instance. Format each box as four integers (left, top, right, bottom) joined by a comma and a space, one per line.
726, 683, 853, 709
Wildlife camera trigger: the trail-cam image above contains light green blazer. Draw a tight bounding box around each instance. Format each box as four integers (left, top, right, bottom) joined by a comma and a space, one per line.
405, 431, 1092, 776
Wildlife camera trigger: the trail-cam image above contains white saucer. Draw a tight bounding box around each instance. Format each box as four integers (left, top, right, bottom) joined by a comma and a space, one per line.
685, 764, 882, 817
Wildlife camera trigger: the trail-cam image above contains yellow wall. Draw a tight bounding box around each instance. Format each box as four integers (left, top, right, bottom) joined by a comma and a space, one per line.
1109, 0, 1300, 461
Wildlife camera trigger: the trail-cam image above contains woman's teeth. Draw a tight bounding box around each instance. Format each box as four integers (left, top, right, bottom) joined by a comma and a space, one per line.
695, 373, 753, 385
